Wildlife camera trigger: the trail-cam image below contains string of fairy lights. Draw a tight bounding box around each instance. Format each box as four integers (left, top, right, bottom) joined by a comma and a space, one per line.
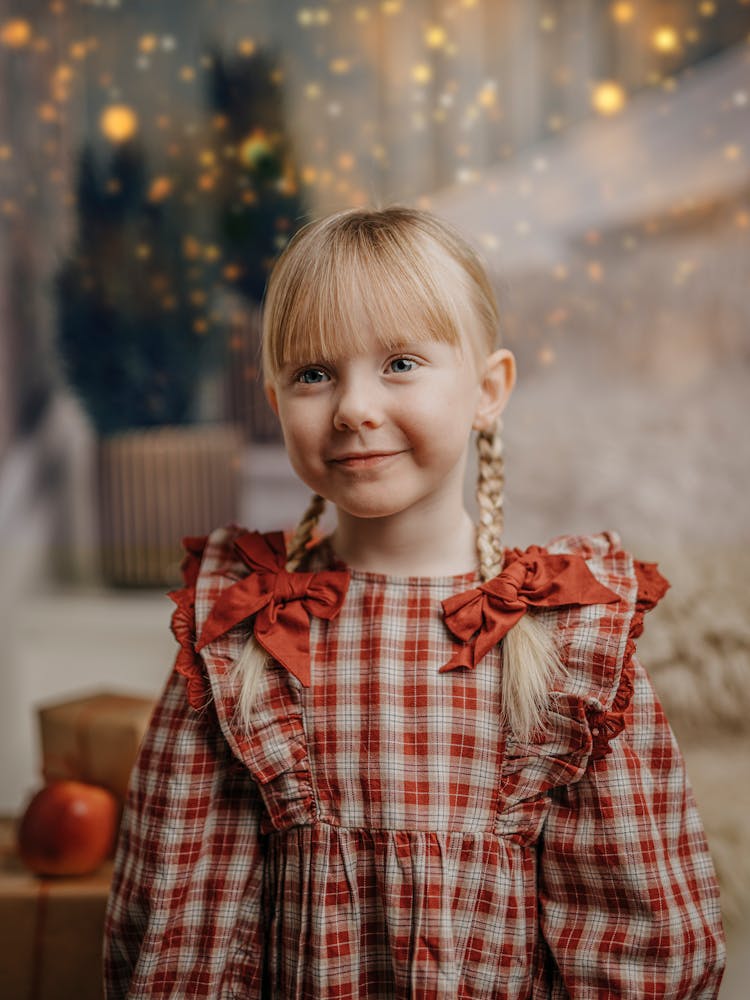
1, 3, 748, 209
0, 1, 748, 388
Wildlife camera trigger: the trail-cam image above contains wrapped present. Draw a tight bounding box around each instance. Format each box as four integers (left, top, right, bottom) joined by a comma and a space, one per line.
0, 818, 111, 1000
38, 691, 154, 801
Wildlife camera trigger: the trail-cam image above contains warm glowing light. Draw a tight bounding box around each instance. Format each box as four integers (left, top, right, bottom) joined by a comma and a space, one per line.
183, 236, 201, 260
204, 245, 221, 262
148, 176, 173, 202
381, 1, 401, 14
610, 2, 635, 24
238, 38, 256, 56
193, 319, 209, 335
1, 19, 32, 48
198, 173, 215, 191
425, 26, 447, 48
179, 66, 196, 82
587, 261, 604, 282
354, 8, 370, 23
698, 1, 716, 15
651, 26, 680, 53
301, 166, 318, 184
70, 41, 87, 60
277, 174, 298, 196
0, 145, 12, 160
539, 14, 556, 32
305, 82, 322, 99
329, 58, 351, 74
477, 83, 497, 108
735, 210, 750, 229
724, 144, 742, 161
100, 104, 139, 143
538, 347, 556, 366
239, 129, 271, 167
338, 152, 356, 170
411, 63, 432, 84
38, 104, 57, 122
135, 244, 151, 260
591, 80, 627, 115
199, 150, 216, 167
139, 34, 158, 53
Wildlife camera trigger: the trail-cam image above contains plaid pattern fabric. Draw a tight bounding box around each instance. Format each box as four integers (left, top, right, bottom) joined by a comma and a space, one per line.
104, 525, 725, 999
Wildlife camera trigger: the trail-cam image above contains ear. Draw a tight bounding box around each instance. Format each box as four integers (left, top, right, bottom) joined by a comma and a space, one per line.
265, 383, 279, 416
472, 348, 516, 432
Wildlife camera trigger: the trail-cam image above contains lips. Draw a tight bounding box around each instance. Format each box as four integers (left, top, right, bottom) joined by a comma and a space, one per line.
328, 451, 404, 468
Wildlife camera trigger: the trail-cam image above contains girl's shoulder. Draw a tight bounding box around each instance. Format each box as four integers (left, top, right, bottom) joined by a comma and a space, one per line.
536, 529, 670, 759
542, 528, 669, 614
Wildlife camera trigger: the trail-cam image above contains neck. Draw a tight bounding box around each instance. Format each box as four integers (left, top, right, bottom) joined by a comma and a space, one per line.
331, 501, 478, 577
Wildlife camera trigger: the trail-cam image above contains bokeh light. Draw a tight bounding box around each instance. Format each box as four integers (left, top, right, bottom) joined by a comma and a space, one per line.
0, 19, 32, 48
591, 80, 627, 116
100, 104, 139, 143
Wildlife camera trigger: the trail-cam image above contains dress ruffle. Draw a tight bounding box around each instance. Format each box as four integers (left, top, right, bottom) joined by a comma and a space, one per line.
166, 535, 210, 712
497, 693, 592, 845
586, 558, 670, 760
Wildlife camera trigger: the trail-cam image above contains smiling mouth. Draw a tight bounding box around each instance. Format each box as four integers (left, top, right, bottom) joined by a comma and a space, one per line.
328, 451, 404, 469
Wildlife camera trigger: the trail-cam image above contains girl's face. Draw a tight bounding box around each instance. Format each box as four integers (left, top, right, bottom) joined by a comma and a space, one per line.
266, 323, 514, 527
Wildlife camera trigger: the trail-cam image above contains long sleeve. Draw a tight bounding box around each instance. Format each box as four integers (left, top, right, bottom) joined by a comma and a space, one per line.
535, 654, 726, 999
103, 666, 267, 999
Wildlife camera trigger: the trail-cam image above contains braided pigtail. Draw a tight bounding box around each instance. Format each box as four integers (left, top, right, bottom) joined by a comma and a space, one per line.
476, 423, 564, 742
285, 493, 327, 571
232, 494, 327, 731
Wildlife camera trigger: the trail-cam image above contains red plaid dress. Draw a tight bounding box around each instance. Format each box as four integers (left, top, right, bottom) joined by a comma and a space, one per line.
104, 525, 725, 999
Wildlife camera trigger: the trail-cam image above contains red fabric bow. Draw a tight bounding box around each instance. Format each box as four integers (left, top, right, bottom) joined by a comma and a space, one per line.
440, 547, 621, 672
195, 530, 350, 687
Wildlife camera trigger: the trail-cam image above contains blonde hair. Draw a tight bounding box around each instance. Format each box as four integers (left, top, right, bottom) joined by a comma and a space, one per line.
233, 206, 563, 741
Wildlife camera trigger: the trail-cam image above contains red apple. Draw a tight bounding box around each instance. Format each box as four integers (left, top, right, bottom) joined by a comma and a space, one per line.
17, 780, 119, 876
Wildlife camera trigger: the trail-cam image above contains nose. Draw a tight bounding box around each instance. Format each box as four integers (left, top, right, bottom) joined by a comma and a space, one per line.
332, 376, 383, 432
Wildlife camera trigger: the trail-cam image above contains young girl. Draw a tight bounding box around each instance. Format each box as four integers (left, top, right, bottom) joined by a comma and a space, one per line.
104, 206, 726, 998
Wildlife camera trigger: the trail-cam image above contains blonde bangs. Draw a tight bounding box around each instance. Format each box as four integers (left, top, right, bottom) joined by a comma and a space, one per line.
262, 207, 495, 380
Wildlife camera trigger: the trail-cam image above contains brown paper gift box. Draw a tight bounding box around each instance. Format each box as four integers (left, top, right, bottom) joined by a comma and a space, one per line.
38, 691, 155, 801
0, 819, 112, 1000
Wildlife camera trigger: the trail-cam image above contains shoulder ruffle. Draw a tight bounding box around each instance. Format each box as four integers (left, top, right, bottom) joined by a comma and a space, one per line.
587, 559, 670, 760
166, 534, 211, 712
545, 533, 670, 761
496, 533, 671, 839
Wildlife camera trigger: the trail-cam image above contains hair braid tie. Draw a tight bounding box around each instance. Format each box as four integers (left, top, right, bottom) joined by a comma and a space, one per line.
285, 493, 327, 571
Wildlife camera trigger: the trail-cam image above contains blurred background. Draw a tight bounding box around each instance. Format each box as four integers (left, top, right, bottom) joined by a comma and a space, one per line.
0, 0, 748, 991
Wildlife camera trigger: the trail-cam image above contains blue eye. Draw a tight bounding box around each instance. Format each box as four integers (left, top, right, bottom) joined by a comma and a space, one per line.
389, 357, 417, 374
296, 367, 329, 384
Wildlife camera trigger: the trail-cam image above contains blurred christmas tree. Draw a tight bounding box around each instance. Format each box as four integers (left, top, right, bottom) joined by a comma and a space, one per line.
55, 142, 224, 435
208, 46, 308, 304
55, 45, 308, 439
